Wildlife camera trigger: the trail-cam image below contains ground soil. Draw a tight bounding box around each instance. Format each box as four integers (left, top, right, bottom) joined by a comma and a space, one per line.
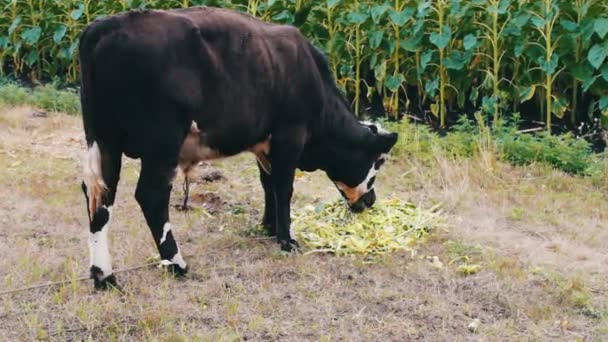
0, 106, 606, 341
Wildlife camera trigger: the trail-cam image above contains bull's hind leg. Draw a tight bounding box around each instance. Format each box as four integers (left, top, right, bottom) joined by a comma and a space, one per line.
257, 161, 276, 237
82, 142, 122, 290
135, 159, 188, 277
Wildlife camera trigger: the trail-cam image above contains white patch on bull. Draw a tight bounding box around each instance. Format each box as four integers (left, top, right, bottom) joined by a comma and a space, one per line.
335, 153, 388, 204
360, 120, 389, 134
83, 141, 106, 220
171, 250, 187, 269
89, 205, 113, 279
160, 222, 171, 245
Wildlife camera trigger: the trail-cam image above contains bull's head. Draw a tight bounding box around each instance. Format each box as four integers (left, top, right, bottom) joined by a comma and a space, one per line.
300, 121, 398, 213
330, 122, 397, 212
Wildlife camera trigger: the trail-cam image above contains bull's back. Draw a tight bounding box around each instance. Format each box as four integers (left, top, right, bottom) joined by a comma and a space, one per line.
80, 10, 205, 158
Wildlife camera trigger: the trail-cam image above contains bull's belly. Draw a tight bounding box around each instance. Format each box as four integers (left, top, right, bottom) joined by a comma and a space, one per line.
178, 122, 271, 174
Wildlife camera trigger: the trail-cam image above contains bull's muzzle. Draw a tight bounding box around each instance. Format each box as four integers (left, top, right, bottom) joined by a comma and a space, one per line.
349, 189, 376, 213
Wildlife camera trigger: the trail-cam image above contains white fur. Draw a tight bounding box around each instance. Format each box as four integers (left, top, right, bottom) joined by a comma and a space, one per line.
89, 206, 113, 278
160, 222, 171, 245
82, 142, 106, 218
83, 142, 103, 188
170, 250, 187, 269
360, 120, 389, 134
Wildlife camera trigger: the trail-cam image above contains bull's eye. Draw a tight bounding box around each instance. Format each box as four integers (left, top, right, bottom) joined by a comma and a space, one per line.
374, 158, 385, 170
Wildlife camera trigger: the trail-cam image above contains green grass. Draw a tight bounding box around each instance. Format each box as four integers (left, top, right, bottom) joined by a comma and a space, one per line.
0, 80, 80, 115
382, 115, 608, 179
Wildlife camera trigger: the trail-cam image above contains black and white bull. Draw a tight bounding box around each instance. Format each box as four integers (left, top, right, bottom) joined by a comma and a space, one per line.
79, 6, 398, 289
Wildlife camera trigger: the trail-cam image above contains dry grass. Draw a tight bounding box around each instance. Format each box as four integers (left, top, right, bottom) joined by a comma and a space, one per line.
0, 104, 607, 341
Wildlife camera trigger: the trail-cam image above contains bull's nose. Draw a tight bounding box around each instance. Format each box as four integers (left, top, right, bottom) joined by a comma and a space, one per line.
363, 189, 376, 207
349, 190, 376, 213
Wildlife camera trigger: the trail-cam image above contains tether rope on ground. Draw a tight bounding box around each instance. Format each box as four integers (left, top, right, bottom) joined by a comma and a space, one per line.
0, 237, 275, 296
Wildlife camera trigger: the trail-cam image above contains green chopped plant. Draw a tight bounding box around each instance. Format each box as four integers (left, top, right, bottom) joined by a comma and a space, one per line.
292, 198, 445, 258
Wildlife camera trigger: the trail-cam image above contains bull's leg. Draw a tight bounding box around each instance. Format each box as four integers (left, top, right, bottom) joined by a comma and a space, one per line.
82, 143, 122, 290
135, 159, 188, 277
181, 175, 190, 210
257, 161, 276, 236
269, 126, 306, 252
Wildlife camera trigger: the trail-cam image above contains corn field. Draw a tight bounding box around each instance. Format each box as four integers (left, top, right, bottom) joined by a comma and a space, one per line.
1, 0, 608, 132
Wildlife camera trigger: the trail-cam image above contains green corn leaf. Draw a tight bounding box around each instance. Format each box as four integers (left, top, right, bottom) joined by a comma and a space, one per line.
327, 0, 341, 9
369, 30, 383, 49
412, 19, 424, 35
551, 96, 569, 118
572, 64, 594, 82
429, 25, 452, 49
53, 25, 67, 44
519, 85, 536, 102
401, 35, 422, 52
369, 53, 378, 68
0, 36, 8, 49
463, 34, 477, 50
498, 0, 509, 14
370, 4, 389, 24
71, 4, 85, 20
601, 65, 608, 82
560, 19, 578, 32
538, 54, 559, 75
420, 50, 433, 71
482, 95, 497, 114
580, 19, 596, 41
273, 10, 294, 23
374, 60, 387, 82
469, 87, 479, 105
385, 74, 404, 92
24, 49, 39, 66
20, 26, 42, 45
594, 17, 608, 39
9, 16, 22, 35
417, 1, 431, 17
600, 96, 608, 115
388, 8, 414, 27
512, 13, 531, 27
503, 23, 522, 37
514, 40, 525, 57
445, 50, 470, 70
531, 16, 545, 29
347, 11, 368, 24
425, 78, 439, 97
582, 75, 597, 92
587, 44, 607, 70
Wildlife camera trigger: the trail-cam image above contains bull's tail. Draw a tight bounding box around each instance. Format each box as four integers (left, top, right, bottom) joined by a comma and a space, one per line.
82, 142, 107, 222
79, 24, 107, 222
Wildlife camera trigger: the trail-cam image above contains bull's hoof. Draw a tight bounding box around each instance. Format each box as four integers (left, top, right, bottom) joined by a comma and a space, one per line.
279, 239, 299, 252
167, 263, 189, 278
93, 274, 121, 291
159, 260, 188, 278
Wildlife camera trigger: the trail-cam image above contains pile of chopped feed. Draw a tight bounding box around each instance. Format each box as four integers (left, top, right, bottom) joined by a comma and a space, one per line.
292, 198, 446, 258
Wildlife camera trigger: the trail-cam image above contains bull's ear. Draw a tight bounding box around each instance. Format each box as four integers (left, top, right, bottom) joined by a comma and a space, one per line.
375, 132, 398, 153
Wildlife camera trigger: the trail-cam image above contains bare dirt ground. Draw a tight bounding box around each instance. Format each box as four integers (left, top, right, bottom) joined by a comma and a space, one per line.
0, 106, 607, 341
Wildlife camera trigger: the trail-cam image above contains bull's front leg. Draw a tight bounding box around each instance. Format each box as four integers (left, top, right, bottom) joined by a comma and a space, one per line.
273, 167, 299, 252
268, 125, 306, 252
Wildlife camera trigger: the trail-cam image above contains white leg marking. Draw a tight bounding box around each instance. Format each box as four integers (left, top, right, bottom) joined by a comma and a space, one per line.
171, 249, 187, 269
160, 222, 172, 245
89, 206, 113, 278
